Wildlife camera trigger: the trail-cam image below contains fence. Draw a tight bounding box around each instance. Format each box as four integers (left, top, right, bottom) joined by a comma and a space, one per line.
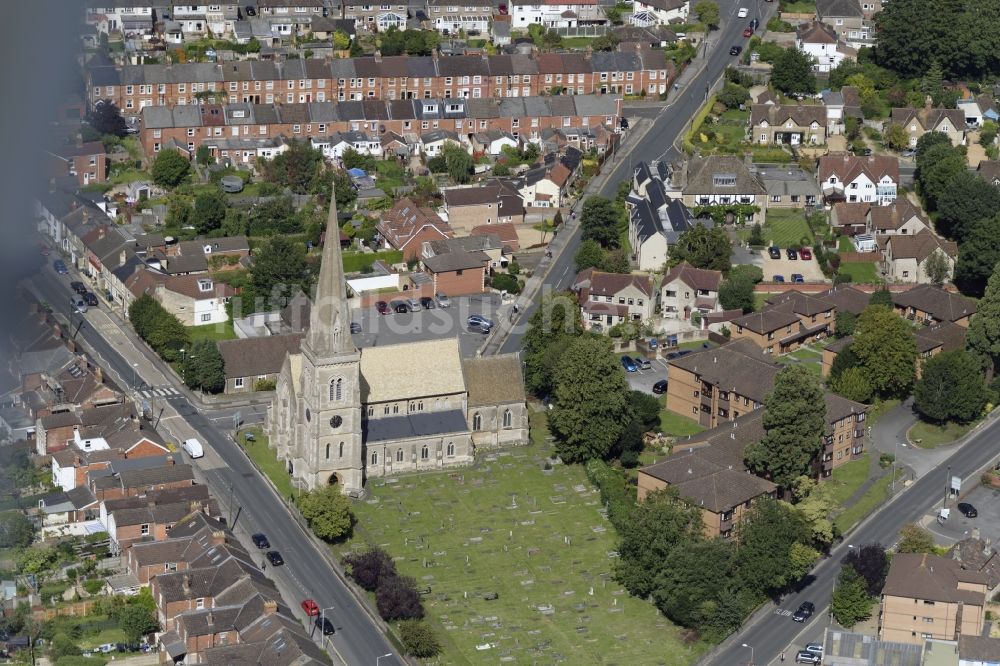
552, 25, 608, 37
838, 251, 880, 262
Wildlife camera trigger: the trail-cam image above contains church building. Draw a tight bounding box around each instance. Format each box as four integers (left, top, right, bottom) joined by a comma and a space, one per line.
267, 187, 528, 494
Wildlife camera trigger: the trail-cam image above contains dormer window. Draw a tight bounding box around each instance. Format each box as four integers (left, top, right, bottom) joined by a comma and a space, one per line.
232, 110, 245, 118
203, 244, 212, 254
198, 279, 213, 292
713, 174, 736, 187
424, 103, 438, 114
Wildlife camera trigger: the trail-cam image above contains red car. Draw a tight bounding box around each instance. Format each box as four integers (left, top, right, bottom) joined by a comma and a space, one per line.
799, 247, 813, 260
375, 300, 389, 315
301, 599, 320, 616
39, 243, 51, 256
743, 26, 754, 37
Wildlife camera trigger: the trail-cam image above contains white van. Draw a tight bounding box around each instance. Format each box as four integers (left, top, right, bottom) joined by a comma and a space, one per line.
182, 438, 204, 458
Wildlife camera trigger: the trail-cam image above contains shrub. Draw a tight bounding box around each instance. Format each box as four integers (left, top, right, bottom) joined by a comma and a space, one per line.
585, 459, 634, 530
82, 579, 105, 595
376, 574, 424, 621
878, 453, 895, 469
398, 620, 442, 658
254, 378, 277, 391
344, 547, 396, 592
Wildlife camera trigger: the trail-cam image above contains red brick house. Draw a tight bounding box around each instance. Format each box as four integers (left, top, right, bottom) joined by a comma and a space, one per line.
376, 198, 453, 260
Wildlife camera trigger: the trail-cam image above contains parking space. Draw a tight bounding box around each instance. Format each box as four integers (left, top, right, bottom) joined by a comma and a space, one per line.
926, 485, 1000, 547
759, 249, 827, 283
623, 357, 669, 394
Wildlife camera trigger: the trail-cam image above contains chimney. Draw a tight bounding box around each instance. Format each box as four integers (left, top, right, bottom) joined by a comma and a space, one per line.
263, 599, 278, 615
182, 575, 191, 594
211, 530, 225, 546
206, 611, 214, 626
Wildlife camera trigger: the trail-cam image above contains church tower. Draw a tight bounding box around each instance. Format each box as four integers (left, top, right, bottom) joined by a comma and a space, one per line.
296, 184, 364, 492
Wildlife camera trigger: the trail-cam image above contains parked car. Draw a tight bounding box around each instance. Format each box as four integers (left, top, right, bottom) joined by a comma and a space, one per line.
768, 246, 781, 259
900, 149, 916, 158
799, 247, 813, 260
792, 601, 815, 622
420, 296, 435, 309
620, 356, 639, 372
39, 243, 51, 256
436, 293, 451, 308
349, 322, 362, 333
652, 379, 668, 394
791, 274, 805, 283
639, 359, 652, 370
391, 301, 409, 314
796, 651, 821, 664
743, 26, 753, 37
786, 247, 798, 260
468, 315, 494, 328
958, 502, 978, 518
375, 301, 389, 315
71, 296, 88, 313
251, 533, 270, 549
181, 438, 204, 459
469, 322, 492, 334
71, 281, 87, 294
729, 45, 743, 56
750, 17, 760, 28
773, 275, 785, 283
301, 599, 320, 616
737, 7, 748, 17
266, 551, 284, 566
84, 292, 99, 306
315, 615, 335, 635
407, 298, 422, 312
804, 643, 823, 656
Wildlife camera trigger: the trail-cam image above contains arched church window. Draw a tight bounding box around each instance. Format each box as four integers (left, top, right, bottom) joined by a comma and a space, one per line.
503, 409, 513, 428
446, 443, 455, 457
371, 451, 378, 465
420, 445, 429, 460
472, 412, 482, 431
329, 378, 342, 402
396, 449, 404, 462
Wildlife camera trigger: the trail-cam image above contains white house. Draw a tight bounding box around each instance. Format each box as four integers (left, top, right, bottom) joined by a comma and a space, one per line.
86, 1, 155, 35
796, 21, 853, 73
313, 131, 384, 161
427, 0, 493, 34
818, 154, 899, 206
473, 130, 520, 156
420, 129, 464, 157
51, 429, 111, 491
630, 0, 689, 25
511, 0, 608, 29
124, 269, 235, 327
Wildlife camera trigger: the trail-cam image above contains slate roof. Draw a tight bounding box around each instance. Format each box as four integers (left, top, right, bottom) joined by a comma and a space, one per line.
217, 334, 304, 379
766, 290, 836, 317
832, 201, 871, 231
816, 284, 870, 315
422, 250, 489, 272
797, 20, 838, 44
883, 552, 988, 605
977, 159, 1000, 185
661, 261, 722, 292
461, 355, 526, 407
585, 270, 655, 298
731, 308, 802, 335
915, 321, 967, 354
890, 106, 966, 133
816, 0, 863, 18
682, 155, 766, 195
91, 462, 194, 491
364, 409, 469, 443
867, 199, 926, 232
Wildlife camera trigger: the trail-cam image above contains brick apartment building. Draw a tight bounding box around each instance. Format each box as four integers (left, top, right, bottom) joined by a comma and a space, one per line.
45, 141, 109, 186
731, 290, 837, 354
891, 284, 977, 328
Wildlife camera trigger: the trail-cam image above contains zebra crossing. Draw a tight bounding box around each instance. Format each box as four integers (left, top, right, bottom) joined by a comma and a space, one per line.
136, 385, 182, 399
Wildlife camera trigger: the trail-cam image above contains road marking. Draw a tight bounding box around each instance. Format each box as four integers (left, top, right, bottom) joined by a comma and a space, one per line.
774, 609, 793, 617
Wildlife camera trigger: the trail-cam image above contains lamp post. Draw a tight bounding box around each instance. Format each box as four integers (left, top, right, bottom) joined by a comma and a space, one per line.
319, 606, 335, 639
376, 654, 393, 666
741, 642, 753, 666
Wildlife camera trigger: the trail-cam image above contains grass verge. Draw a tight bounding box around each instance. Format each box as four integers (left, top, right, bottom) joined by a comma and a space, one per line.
826, 454, 871, 506
186, 320, 237, 342
238, 426, 294, 500
834, 469, 903, 534
659, 408, 706, 437
907, 419, 976, 449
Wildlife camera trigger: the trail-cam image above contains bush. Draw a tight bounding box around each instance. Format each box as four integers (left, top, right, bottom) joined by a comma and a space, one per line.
344, 547, 396, 592
254, 378, 277, 391
585, 459, 634, 530
82, 579, 105, 595
376, 574, 424, 621
878, 453, 895, 469
398, 619, 442, 658
491, 273, 522, 294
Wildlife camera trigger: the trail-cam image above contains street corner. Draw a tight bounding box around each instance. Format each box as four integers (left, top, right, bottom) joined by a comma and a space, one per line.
921, 485, 1000, 548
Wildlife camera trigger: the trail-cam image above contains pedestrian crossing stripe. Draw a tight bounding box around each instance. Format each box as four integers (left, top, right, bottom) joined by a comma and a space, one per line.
137, 386, 180, 398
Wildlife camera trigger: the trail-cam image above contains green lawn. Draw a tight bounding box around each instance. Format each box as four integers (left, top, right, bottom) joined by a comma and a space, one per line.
754, 292, 773, 311
693, 111, 749, 154
834, 470, 903, 534
561, 36, 597, 49
341, 411, 706, 665
908, 419, 976, 449
375, 160, 406, 194
659, 407, 706, 437
838, 262, 880, 284
678, 339, 714, 351
342, 249, 404, 273
186, 320, 236, 342
761, 209, 813, 248
238, 427, 294, 500
837, 235, 855, 253
781, 0, 816, 13
79, 628, 127, 650
788, 346, 823, 362
826, 454, 871, 506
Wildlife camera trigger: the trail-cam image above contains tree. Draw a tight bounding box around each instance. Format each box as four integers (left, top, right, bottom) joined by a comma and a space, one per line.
193, 191, 226, 234
719, 273, 755, 313
670, 223, 732, 271
592, 33, 621, 52
166, 199, 193, 229
734, 499, 813, 596
791, 478, 836, 546
771, 47, 816, 95
376, 575, 424, 621
0, 511, 33, 548
914, 350, 988, 423
843, 544, 889, 596
259, 139, 324, 193
693, 0, 720, 28
748, 223, 764, 246
296, 486, 354, 542
442, 143, 473, 184
831, 565, 874, 627
897, 523, 936, 553
491, 273, 521, 294
344, 547, 396, 592
923, 249, 952, 285
195, 144, 212, 165
115, 604, 158, 643
835, 311, 857, 338
87, 100, 128, 137
399, 620, 442, 658
884, 123, 910, 150
182, 339, 225, 393
920, 60, 945, 104
615, 488, 705, 598
915, 131, 954, 164
868, 287, 893, 308
955, 215, 1000, 296
250, 234, 309, 308
935, 172, 1000, 240
833, 366, 873, 403
602, 248, 632, 273
967, 262, 1000, 381
917, 143, 967, 211
745, 366, 826, 489
341, 147, 375, 172
333, 30, 351, 50
854, 305, 917, 398
522, 292, 582, 396
549, 336, 631, 462
873, 0, 965, 78
651, 539, 736, 635
717, 82, 750, 109
580, 196, 621, 248
829, 344, 860, 383
150, 149, 191, 188
574, 238, 606, 271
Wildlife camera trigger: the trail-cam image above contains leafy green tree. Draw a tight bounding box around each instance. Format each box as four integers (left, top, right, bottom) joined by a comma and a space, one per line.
914, 350, 988, 423
829, 344, 860, 382
915, 131, 954, 163
574, 239, 606, 271
193, 191, 226, 234
580, 196, 621, 248
955, 214, 1000, 296
651, 539, 735, 635
344, 547, 395, 591
182, 339, 225, 393
146, 309, 189, 362
790, 477, 836, 546
873, 0, 965, 78
592, 33, 621, 52
166, 199, 192, 229
884, 123, 910, 150
16, 545, 59, 574
920, 60, 945, 103
923, 249, 951, 285
333, 30, 351, 50
260, 139, 324, 193
341, 147, 375, 172
717, 82, 750, 109
442, 143, 473, 183
115, 604, 158, 643
853, 305, 917, 398
748, 223, 764, 246
734, 499, 813, 596
297, 485, 354, 542
602, 248, 632, 273
935, 172, 1000, 240
833, 366, 873, 403
615, 488, 705, 598
333, 171, 357, 211
522, 292, 581, 396
150, 149, 191, 188
87, 101, 128, 136
0, 511, 34, 548
670, 224, 732, 271
550, 336, 630, 462
693, 0, 720, 27
835, 311, 857, 337
917, 143, 966, 211
128, 293, 159, 340
399, 620, 442, 658
250, 234, 309, 308
221, 208, 249, 236
831, 565, 874, 627
491, 273, 521, 294
719, 274, 755, 313
843, 544, 889, 596
49, 633, 81, 660
745, 366, 826, 489
897, 523, 936, 553
966, 262, 1000, 381
729, 263, 763, 284
771, 47, 816, 94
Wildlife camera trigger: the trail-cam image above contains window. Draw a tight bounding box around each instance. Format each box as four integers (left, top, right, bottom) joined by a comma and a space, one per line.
330, 378, 343, 401
472, 412, 482, 431
234, 377, 244, 388
326, 443, 330, 459
396, 449, 404, 462
446, 443, 455, 456
420, 445, 429, 460
196, 598, 205, 609
140, 523, 150, 536
713, 174, 736, 187
339, 442, 345, 457
371, 451, 378, 465
502, 410, 512, 428
200, 313, 211, 322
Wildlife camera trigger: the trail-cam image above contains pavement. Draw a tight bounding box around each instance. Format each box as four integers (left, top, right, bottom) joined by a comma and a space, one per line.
869, 399, 954, 480
29, 262, 404, 666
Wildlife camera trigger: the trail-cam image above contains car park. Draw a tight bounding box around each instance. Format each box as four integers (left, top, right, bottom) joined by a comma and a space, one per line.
251, 533, 270, 549
958, 502, 978, 518
468, 315, 494, 328
796, 651, 821, 664
773, 275, 785, 283
391, 301, 409, 314
301, 599, 320, 616
315, 615, 335, 635
737, 7, 748, 17
407, 298, 422, 312
792, 274, 805, 284
799, 247, 812, 260
621, 356, 639, 372
768, 246, 781, 259
266, 551, 284, 566
71, 281, 87, 294
730, 45, 743, 56
743, 26, 753, 37
652, 379, 668, 394
792, 601, 815, 622
84, 292, 99, 306
786, 248, 798, 260
420, 296, 435, 309
375, 301, 389, 315
436, 293, 451, 308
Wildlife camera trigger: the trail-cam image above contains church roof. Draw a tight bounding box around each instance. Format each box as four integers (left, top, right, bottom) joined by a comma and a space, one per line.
360, 338, 465, 402
364, 409, 469, 443
462, 355, 526, 407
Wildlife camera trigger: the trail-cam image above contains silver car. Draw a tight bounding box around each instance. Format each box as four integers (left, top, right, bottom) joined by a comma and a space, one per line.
436, 293, 451, 308
407, 298, 422, 312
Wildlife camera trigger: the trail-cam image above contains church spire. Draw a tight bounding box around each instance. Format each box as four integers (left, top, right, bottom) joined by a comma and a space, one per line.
304, 182, 357, 358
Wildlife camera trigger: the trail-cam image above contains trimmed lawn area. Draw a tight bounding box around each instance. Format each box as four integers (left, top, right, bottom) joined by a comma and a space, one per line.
238, 427, 294, 500
908, 419, 976, 449
788, 346, 823, 362
678, 339, 714, 351
342, 249, 403, 273
826, 454, 871, 506
838, 262, 880, 284
754, 292, 773, 311
562, 36, 597, 49
762, 209, 813, 248
186, 320, 236, 343
834, 469, 903, 534
659, 407, 706, 437
782, 0, 816, 12
342, 410, 706, 665
837, 235, 855, 253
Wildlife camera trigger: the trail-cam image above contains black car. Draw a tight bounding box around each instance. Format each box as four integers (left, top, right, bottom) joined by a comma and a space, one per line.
84, 292, 98, 307
419, 296, 436, 309
315, 615, 335, 635
786, 247, 798, 260
391, 301, 409, 314
958, 502, 978, 518
730, 45, 743, 56
768, 246, 781, 259
71, 281, 87, 294
245, 4, 256, 15
792, 601, 815, 622
251, 533, 270, 549
750, 17, 760, 29
350, 322, 362, 333
266, 550, 284, 566
652, 379, 668, 394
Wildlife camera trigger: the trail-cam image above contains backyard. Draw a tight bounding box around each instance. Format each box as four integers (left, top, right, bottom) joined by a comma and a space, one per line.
341, 411, 706, 665
837, 262, 880, 284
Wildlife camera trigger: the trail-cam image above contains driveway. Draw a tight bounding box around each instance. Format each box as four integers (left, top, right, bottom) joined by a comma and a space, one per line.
760, 251, 826, 283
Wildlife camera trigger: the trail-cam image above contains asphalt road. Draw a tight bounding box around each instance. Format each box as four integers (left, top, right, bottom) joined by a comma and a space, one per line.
710, 415, 1000, 666
31, 263, 401, 666
500, 0, 779, 354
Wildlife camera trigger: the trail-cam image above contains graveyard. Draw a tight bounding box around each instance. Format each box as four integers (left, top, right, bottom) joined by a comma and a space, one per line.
340, 412, 705, 664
